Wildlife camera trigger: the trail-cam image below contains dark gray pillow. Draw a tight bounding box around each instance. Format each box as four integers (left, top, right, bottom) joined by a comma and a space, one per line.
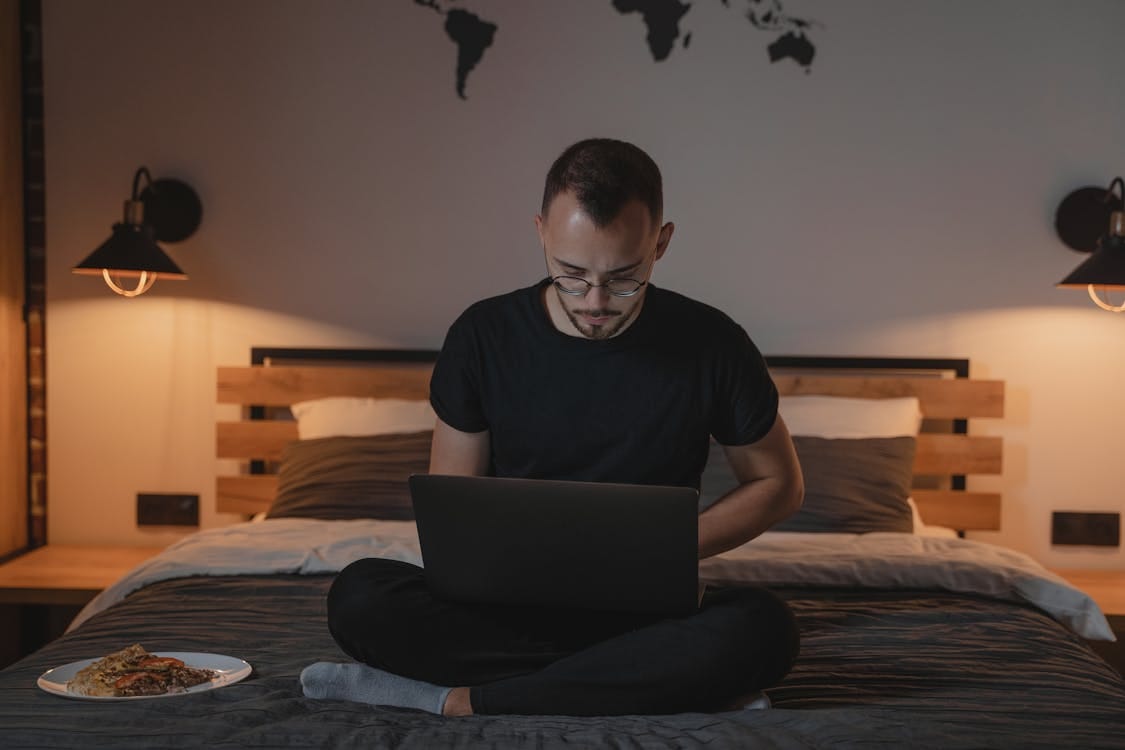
776, 436, 915, 533
266, 432, 432, 521
699, 436, 916, 533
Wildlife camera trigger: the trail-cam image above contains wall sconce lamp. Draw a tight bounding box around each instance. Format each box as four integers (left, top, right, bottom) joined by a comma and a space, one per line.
72, 167, 202, 297
1055, 176, 1125, 312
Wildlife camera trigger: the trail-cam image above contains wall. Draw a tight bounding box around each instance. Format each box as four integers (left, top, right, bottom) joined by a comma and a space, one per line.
41, 0, 1125, 568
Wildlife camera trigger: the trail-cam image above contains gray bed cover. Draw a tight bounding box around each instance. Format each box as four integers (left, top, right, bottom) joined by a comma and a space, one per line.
1, 574, 1123, 749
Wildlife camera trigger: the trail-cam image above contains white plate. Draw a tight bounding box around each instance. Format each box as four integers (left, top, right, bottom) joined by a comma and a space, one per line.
37, 652, 253, 701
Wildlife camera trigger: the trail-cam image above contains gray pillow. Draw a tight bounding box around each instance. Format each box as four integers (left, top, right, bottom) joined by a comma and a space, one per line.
266, 432, 432, 521
700, 436, 916, 533
777, 436, 915, 533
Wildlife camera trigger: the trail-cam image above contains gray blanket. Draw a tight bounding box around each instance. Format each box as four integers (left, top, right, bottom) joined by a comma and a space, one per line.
2, 576, 1124, 748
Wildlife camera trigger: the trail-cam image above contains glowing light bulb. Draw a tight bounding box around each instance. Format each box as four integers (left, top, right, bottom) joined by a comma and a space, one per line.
102, 269, 157, 298
1087, 285, 1125, 313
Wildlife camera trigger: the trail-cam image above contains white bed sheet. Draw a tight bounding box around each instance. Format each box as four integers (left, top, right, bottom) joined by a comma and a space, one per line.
69, 519, 1113, 641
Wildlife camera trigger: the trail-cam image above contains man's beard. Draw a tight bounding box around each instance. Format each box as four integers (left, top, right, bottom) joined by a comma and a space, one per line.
560, 298, 636, 340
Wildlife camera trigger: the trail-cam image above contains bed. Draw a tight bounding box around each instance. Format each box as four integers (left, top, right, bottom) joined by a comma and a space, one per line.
1, 349, 1123, 749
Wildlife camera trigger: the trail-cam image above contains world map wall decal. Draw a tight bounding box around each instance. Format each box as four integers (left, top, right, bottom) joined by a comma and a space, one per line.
414, 0, 820, 100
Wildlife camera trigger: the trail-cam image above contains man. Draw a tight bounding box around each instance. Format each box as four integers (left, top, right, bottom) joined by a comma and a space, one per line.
302, 138, 804, 716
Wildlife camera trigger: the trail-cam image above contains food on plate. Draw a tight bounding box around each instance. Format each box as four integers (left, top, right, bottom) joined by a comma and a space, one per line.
67, 644, 217, 697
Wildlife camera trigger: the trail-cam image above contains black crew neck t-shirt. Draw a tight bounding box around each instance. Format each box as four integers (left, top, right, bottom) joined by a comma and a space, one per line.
430, 279, 778, 489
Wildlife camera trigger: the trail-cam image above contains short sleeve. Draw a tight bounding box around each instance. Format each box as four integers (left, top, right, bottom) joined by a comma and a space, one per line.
429, 312, 489, 433
709, 325, 778, 446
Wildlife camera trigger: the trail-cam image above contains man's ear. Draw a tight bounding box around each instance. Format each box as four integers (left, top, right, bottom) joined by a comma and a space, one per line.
534, 214, 545, 246
654, 221, 675, 261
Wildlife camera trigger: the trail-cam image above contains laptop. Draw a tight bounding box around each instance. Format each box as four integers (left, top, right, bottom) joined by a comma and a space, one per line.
409, 474, 700, 616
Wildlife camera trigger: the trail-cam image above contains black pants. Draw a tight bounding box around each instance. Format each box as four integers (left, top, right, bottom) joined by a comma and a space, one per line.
326, 557, 800, 716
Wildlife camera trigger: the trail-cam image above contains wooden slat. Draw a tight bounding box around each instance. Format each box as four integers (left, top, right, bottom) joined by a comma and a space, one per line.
217, 427, 1003, 474
912, 490, 1001, 531
217, 364, 433, 406
216, 475, 278, 516
217, 421, 297, 460
773, 375, 1004, 419
217, 367, 1004, 415
914, 434, 1002, 475
216, 478, 1003, 530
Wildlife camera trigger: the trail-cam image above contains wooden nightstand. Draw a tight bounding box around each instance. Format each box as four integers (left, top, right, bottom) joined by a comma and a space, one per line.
0, 545, 163, 668
0, 545, 162, 605
1051, 568, 1125, 676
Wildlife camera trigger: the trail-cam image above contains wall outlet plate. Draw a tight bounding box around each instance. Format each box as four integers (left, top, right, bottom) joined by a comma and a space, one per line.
136, 493, 200, 527
1051, 511, 1120, 547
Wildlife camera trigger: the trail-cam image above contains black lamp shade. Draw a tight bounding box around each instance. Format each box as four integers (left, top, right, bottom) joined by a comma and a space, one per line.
73, 169, 201, 291
1057, 234, 1125, 289
73, 222, 187, 279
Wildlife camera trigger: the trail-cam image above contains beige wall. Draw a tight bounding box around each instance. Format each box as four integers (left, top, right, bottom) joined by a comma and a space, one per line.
42, 0, 1125, 568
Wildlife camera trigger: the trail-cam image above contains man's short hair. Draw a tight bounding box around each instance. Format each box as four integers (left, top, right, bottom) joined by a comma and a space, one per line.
541, 138, 663, 228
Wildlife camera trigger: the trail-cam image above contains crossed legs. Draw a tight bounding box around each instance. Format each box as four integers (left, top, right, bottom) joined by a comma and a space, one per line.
316, 557, 799, 716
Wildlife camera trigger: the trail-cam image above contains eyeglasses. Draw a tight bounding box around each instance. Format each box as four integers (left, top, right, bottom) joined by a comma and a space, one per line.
550, 275, 647, 297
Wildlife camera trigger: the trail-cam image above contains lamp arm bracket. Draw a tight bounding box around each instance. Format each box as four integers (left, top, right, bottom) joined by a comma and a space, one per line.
131, 167, 153, 201
1109, 177, 1124, 204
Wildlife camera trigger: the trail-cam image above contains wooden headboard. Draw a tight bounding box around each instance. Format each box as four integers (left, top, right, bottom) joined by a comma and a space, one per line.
216, 350, 1004, 531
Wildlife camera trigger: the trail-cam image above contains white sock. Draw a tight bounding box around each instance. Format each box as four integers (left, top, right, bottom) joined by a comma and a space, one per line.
300, 662, 452, 714
744, 691, 771, 710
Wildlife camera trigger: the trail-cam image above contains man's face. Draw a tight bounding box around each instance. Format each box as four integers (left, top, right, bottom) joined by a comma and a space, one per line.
535, 191, 673, 340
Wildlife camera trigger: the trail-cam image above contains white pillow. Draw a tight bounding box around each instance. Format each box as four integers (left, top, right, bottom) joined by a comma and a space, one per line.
779, 395, 922, 439
907, 496, 959, 538
290, 397, 436, 440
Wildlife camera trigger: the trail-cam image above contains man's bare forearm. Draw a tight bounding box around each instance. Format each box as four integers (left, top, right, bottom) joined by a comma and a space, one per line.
429, 419, 491, 476
697, 474, 803, 559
